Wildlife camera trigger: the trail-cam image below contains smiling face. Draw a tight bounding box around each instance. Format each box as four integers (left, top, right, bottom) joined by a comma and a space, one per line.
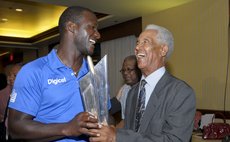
135, 29, 168, 77
73, 11, 100, 55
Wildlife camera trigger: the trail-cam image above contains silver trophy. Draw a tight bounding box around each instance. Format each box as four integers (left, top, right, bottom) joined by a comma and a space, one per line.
79, 55, 109, 125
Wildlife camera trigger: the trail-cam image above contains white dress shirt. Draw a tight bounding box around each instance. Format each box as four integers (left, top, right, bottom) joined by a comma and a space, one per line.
140, 66, 166, 107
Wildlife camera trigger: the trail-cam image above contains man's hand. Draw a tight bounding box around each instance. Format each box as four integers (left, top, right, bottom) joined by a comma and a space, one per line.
89, 125, 116, 142
8, 109, 100, 141
64, 112, 100, 137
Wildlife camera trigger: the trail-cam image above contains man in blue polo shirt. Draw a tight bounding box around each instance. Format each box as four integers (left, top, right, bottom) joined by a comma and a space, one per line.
8, 6, 105, 142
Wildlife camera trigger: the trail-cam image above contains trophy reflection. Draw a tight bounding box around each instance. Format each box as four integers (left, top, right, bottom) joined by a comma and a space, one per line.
79, 55, 109, 125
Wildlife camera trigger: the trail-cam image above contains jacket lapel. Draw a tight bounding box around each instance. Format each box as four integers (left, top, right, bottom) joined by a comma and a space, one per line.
126, 83, 139, 130
139, 72, 170, 133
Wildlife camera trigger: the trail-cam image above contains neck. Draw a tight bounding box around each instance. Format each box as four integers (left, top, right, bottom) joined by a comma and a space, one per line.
56, 49, 83, 74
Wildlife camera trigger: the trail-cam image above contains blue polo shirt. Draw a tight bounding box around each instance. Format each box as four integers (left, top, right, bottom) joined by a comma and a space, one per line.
9, 49, 110, 142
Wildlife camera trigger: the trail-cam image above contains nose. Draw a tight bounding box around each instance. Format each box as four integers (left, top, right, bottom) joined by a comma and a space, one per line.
122, 71, 130, 78
95, 30, 101, 39
135, 45, 140, 54
135, 42, 144, 52
123, 70, 129, 75
136, 41, 145, 49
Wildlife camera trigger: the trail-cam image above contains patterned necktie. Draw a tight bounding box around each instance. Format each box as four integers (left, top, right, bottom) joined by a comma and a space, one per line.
135, 79, 147, 132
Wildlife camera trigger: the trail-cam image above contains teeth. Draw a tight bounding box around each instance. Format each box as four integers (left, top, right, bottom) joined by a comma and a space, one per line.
137, 53, 145, 58
89, 39, 96, 44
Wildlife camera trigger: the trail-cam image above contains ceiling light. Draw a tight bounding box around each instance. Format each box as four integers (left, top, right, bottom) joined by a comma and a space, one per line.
15, 8, 23, 12
1, 18, 8, 22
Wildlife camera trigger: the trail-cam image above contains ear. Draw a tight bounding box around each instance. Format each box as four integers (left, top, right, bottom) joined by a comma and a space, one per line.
161, 45, 168, 57
66, 21, 77, 33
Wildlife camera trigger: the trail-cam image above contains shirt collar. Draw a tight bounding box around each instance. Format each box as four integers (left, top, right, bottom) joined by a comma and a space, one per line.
77, 58, 89, 79
48, 49, 89, 78
48, 49, 65, 70
141, 66, 166, 87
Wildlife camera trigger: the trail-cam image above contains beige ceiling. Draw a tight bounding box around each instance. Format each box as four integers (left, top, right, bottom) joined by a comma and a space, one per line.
0, 0, 196, 38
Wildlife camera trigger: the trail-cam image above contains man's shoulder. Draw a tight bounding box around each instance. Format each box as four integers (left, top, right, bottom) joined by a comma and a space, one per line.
23, 55, 48, 72
154, 72, 195, 99
16, 55, 50, 82
162, 72, 192, 88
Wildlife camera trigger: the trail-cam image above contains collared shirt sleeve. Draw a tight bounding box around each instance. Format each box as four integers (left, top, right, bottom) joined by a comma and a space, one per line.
9, 63, 42, 116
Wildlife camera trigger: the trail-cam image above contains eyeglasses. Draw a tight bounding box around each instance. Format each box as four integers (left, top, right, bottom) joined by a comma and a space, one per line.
120, 68, 136, 73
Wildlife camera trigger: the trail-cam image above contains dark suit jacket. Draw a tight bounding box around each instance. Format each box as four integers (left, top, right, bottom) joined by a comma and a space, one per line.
116, 71, 196, 142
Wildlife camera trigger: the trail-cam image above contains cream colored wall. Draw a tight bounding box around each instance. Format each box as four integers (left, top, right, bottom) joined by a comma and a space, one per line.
142, 0, 229, 110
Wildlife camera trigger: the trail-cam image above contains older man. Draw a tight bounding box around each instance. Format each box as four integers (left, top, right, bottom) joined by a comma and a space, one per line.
89, 24, 196, 142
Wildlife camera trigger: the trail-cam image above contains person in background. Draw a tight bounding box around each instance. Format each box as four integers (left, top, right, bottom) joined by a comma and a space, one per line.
110, 55, 141, 127
0, 63, 22, 123
0, 63, 22, 141
8, 6, 102, 142
6, 63, 22, 87
89, 24, 196, 142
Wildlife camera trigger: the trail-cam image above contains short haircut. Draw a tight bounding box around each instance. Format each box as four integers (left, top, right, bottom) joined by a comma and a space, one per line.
145, 24, 174, 59
58, 6, 93, 37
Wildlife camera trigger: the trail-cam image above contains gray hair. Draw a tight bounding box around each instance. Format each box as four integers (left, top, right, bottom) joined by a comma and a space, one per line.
145, 24, 174, 59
